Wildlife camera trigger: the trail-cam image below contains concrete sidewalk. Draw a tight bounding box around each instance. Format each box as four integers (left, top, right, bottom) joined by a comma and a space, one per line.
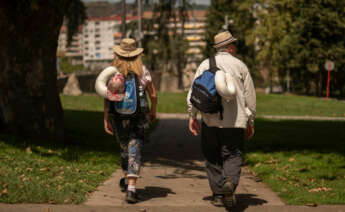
85, 116, 284, 210
155, 113, 345, 121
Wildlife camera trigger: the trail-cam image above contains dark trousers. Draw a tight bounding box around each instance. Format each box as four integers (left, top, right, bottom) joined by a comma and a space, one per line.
201, 122, 244, 195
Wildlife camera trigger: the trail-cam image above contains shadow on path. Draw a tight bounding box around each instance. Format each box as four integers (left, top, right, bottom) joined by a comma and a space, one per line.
137, 186, 176, 202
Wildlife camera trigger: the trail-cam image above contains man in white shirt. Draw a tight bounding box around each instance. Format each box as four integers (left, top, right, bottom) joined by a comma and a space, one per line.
187, 31, 256, 210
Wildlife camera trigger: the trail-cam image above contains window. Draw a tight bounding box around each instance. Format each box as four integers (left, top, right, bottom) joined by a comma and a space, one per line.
96, 47, 100, 50
95, 28, 100, 32
95, 41, 101, 45
84, 41, 89, 44
95, 34, 100, 38
95, 21, 100, 25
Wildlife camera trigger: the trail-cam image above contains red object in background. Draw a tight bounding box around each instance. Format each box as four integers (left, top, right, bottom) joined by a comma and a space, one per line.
326, 69, 330, 99
324, 60, 334, 99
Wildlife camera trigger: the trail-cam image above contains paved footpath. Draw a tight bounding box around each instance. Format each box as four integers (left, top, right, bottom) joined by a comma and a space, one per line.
1, 114, 344, 212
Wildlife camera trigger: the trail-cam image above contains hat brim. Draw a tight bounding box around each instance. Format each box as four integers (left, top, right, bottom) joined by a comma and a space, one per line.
214, 37, 237, 49
113, 45, 143, 57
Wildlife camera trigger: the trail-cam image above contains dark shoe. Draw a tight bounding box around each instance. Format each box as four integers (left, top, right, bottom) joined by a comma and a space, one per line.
119, 177, 127, 192
125, 191, 140, 204
222, 179, 236, 210
210, 194, 224, 207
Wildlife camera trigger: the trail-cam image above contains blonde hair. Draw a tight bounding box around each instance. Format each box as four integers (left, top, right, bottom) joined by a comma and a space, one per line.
112, 54, 143, 77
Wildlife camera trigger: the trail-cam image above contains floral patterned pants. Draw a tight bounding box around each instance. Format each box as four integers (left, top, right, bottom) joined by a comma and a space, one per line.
110, 114, 147, 178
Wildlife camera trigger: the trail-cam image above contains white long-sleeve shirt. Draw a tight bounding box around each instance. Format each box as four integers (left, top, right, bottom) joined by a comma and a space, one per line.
187, 52, 256, 128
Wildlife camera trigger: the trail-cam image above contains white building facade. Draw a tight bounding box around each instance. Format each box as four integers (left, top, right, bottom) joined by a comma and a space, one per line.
82, 16, 121, 70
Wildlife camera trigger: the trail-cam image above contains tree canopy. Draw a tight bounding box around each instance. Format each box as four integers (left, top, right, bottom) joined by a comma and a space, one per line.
254, 0, 345, 95
205, 0, 345, 97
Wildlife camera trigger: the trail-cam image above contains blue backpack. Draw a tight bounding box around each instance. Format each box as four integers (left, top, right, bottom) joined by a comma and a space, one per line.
190, 56, 223, 119
109, 72, 142, 119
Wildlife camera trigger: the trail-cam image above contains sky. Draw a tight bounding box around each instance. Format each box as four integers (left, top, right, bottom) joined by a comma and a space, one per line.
82, 0, 210, 5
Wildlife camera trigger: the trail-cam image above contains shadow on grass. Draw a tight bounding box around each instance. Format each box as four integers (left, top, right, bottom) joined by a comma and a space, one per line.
245, 118, 345, 155
0, 109, 120, 162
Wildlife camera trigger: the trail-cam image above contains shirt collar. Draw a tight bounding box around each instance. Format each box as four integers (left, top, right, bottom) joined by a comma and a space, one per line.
216, 51, 232, 56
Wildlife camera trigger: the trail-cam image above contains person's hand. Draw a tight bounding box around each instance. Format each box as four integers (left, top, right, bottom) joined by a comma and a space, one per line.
104, 118, 114, 135
189, 118, 200, 136
244, 125, 254, 141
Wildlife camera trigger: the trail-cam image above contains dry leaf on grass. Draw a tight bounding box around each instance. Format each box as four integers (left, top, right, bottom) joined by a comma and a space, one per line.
308, 187, 332, 192
0, 188, 8, 196
305, 203, 318, 207
288, 157, 295, 162
267, 157, 278, 164
278, 176, 288, 181
26, 147, 32, 154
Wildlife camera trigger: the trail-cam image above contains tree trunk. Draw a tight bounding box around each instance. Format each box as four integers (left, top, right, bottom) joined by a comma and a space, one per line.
0, 1, 68, 141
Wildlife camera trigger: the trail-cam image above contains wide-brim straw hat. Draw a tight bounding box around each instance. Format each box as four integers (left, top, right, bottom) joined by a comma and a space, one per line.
213, 31, 237, 48
113, 38, 143, 57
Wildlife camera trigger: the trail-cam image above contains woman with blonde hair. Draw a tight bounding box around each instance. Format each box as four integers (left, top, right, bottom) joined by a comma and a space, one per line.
103, 38, 157, 203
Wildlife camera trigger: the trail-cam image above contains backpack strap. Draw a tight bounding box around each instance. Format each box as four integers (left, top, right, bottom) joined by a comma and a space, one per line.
209, 56, 219, 73
210, 56, 224, 120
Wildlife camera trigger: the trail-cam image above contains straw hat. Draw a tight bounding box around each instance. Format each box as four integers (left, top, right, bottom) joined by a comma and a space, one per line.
213, 31, 237, 49
113, 38, 143, 57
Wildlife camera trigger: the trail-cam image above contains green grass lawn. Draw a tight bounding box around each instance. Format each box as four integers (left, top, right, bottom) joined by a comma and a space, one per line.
0, 95, 119, 204
156, 92, 345, 117
245, 119, 345, 205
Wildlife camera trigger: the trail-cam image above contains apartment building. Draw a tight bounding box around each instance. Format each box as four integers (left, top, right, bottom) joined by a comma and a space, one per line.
57, 25, 83, 65
82, 15, 138, 69
142, 10, 207, 61
57, 8, 207, 70
82, 16, 121, 69
184, 10, 207, 60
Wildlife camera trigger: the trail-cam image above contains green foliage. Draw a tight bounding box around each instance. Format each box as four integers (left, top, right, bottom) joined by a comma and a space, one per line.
59, 57, 84, 74
64, 0, 86, 46
254, 0, 345, 96
204, 0, 262, 85
140, 0, 191, 75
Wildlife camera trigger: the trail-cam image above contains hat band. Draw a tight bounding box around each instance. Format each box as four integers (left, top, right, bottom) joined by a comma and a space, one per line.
215, 37, 236, 47
120, 44, 136, 51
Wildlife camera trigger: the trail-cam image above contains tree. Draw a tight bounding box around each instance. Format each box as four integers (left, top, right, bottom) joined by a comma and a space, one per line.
204, 0, 260, 84
255, 0, 345, 96
0, 0, 85, 141
131, 0, 191, 89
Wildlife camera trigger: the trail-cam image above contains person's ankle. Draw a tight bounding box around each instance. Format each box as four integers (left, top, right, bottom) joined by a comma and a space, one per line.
127, 185, 136, 192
